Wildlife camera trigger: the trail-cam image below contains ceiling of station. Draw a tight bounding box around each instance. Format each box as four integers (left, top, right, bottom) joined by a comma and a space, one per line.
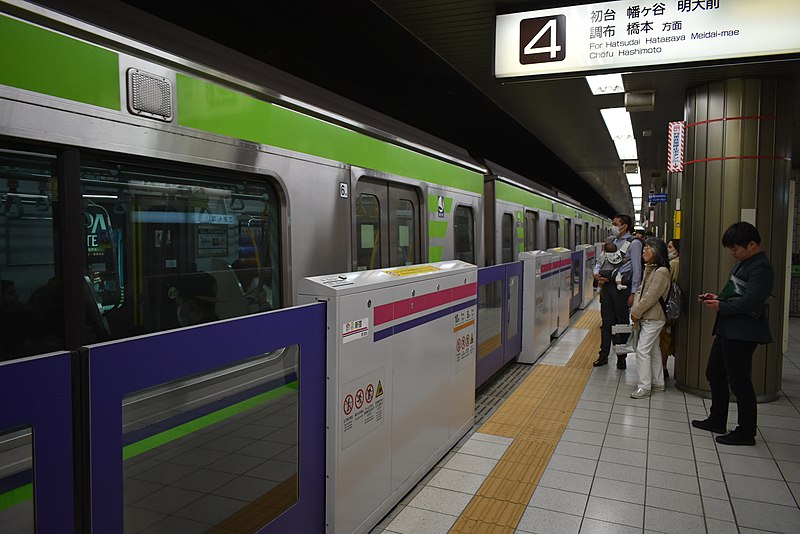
34, 0, 800, 219
372, 0, 800, 222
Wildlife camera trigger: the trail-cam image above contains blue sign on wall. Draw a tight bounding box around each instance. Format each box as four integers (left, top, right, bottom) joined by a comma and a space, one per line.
648, 193, 668, 203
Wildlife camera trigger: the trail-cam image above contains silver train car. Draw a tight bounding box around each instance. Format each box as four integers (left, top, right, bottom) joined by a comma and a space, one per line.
0, 1, 610, 531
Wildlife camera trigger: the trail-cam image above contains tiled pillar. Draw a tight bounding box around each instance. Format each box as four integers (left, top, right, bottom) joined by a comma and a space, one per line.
675, 78, 794, 401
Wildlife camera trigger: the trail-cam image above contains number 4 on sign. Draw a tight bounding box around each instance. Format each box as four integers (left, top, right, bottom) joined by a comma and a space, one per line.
524, 18, 561, 58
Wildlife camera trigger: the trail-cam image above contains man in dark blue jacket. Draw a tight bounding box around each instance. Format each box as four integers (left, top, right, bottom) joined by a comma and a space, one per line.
692, 222, 774, 446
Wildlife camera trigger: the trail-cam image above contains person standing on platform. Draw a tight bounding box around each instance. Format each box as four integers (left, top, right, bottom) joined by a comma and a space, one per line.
629, 238, 671, 399
692, 222, 774, 446
593, 213, 643, 369
659, 238, 680, 378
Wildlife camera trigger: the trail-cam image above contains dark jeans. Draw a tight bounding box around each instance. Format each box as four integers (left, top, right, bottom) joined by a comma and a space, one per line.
599, 283, 631, 359
706, 335, 758, 436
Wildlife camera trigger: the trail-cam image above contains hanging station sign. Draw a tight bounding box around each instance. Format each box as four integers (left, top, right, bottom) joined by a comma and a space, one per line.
495, 0, 800, 78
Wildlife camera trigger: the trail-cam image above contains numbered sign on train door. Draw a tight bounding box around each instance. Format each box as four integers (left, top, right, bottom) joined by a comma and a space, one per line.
520, 15, 566, 64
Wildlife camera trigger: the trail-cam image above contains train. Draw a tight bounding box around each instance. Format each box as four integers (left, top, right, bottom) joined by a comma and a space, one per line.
0, 1, 611, 532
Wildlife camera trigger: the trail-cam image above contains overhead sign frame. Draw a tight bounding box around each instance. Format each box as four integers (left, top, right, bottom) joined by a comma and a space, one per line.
495, 0, 800, 79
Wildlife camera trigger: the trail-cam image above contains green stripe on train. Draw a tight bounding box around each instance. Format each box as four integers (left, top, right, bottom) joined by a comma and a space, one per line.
428, 246, 443, 262
0, 14, 120, 110
122, 381, 298, 461
426, 195, 454, 214
177, 75, 483, 194
495, 181, 552, 211
429, 221, 448, 239
0, 483, 32, 511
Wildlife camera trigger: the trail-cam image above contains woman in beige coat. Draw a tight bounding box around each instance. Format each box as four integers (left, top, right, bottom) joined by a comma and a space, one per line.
629, 238, 672, 398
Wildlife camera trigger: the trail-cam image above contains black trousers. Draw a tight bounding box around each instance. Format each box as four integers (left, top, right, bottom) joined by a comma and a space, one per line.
706, 335, 758, 437
599, 283, 631, 359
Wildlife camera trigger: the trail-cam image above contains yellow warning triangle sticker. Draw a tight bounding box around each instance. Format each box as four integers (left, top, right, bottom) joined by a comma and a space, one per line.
376, 380, 384, 398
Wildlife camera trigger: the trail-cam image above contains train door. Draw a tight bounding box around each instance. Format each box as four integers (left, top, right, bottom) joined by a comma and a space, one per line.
574, 223, 583, 246
500, 212, 515, 263
524, 210, 538, 251
453, 205, 475, 264
546, 219, 560, 248
564, 218, 572, 249
354, 179, 421, 270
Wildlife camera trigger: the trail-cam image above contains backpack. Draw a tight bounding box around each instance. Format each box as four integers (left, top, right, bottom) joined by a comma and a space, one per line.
659, 281, 682, 320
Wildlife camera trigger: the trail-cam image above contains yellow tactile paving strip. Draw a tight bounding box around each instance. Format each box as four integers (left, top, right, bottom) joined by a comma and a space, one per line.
449, 309, 601, 534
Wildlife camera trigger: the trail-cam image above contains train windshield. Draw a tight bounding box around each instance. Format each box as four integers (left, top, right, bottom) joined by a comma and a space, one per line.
80, 160, 280, 340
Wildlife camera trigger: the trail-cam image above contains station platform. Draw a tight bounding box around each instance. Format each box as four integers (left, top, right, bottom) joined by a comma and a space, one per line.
372, 302, 800, 534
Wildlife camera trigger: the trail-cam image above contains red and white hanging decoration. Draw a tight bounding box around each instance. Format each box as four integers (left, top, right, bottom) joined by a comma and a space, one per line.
667, 121, 686, 172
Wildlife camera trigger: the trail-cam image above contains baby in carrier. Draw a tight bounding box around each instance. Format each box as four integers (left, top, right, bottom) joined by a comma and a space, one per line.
599, 241, 627, 290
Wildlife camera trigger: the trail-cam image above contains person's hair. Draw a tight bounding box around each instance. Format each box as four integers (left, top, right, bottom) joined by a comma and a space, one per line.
669, 238, 680, 254
613, 213, 632, 232
603, 240, 617, 252
721, 222, 761, 248
644, 237, 669, 269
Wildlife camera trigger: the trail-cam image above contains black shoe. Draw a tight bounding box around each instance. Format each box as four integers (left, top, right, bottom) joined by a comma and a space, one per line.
716, 428, 755, 446
616, 356, 626, 369
593, 357, 608, 367
664, 367, 669, 378
691, 418, 727, 434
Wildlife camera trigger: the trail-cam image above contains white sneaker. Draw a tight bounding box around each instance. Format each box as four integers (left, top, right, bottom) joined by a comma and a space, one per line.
630, 388, 651, 399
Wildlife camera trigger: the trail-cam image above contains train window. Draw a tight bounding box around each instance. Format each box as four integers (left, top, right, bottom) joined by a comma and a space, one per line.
574, 224, 582, 246
354, 179, 420, 270
565, 218, 572, 249
590, 226, 596, 243
0, 427, 33, 530
79, 160, 280, 340
356, 193, 381, 270
0, 149, 63, 361
546, 220, 559, 248
524, 210, 537, 251
501, 213, 514, 263
453, 206, 474, 264
122, 347, 299, 532
584, 223, 589, 244
392, 197, 416, 266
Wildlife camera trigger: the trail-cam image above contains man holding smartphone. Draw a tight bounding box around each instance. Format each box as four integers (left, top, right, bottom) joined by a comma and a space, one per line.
691, 222, 774, 446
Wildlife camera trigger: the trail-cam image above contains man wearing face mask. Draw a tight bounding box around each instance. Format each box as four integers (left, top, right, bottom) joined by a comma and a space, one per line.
593, 213, 643, 369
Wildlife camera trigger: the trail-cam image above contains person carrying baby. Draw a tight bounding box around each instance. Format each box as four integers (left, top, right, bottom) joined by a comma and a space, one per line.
598, 241, 627, 290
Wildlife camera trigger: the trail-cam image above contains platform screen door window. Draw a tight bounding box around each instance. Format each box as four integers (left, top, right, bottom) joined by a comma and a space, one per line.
122, 347, 299, 533
477, 280, 502, 359
0, 427, 34, 532
0, 148, 62, 361
453, 206, 474, 264
80, 160, 280, 340
501, 213, 514, 264
574, 225, 582, 246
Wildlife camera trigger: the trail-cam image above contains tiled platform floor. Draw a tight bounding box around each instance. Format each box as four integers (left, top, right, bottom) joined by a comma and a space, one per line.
373, 305, 800, 534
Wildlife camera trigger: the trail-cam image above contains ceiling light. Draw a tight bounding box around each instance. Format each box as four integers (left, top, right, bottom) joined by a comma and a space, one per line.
586, 73, 625, 95
601, 108, 637, 160
630, 186, 643, 198
626, 172, 641, 186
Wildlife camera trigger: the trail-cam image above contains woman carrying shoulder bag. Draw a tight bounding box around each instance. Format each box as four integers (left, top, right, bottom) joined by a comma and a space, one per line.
629, 238, 672, 399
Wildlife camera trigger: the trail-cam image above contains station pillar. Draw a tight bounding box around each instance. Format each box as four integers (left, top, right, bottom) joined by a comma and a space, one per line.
674, 78, 794, 401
